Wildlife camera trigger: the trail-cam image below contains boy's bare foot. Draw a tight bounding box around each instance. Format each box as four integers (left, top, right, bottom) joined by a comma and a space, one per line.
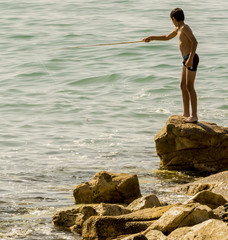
184, 116, 198, 123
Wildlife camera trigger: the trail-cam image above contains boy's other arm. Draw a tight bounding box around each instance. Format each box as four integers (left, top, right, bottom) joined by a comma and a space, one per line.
183, 25, 198, 67
143, 28, 177, 42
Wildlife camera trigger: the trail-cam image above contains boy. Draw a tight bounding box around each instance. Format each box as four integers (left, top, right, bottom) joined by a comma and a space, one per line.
143, 8, 199, 123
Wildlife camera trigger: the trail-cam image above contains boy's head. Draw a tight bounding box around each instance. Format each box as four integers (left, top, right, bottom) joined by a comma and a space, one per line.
170, 8, 185, 22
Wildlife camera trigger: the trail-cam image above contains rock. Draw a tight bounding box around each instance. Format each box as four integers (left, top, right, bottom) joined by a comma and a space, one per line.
71, 205, 98, 234
176, 171, 228, 200
54, 203, 132, 234
154, 115, 228, 174
73, 171, 142, 204
115, 233, 148, 240
81, 205, 174, 239
144, 203, 213, 235
127, 194, 161, 212
184, 190, 227, 209
167, 219, 228, 240
82, 216, 152, 240
96, 203, 132, 216
52, 208, 79, 229
145, 230, 167, 240
213, 203, 228, 222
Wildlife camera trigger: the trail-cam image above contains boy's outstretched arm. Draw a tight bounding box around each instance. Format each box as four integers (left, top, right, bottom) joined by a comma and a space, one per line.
143, 28, 177, 42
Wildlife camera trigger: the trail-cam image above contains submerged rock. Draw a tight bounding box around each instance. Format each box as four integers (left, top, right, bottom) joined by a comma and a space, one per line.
154, 115, 228, 174
73, 171, 142, 204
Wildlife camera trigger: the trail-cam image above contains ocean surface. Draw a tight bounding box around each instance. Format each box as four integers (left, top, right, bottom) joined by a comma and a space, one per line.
0, 0, 227, 239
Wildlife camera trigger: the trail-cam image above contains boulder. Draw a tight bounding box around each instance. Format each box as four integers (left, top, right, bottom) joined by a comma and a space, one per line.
53, 203, 131, 234
82, 216, 152, 240
52, 208, 80, 229
73, 171, 142, 204
184, 190, 227, 209
127, 194, 161, 212
144, 203, 213, 235
176, 171, 228, 200
167, 219, 228, 240
81, 205, 175, 240
154, 115, 228, 174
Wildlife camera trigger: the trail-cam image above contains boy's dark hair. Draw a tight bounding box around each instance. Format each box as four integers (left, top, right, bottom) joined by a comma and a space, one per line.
170, 8, 185, 21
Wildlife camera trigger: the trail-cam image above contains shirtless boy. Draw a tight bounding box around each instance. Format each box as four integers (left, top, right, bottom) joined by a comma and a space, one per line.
143, 8, 199, 123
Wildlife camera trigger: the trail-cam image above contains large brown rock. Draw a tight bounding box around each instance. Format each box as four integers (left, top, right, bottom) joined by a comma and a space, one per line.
81, 205, 175, 240
176, 171, 228, 200
73, 171, 142, 204
184, 190, 227, 209
154, 115, 228, 173
167, 219, 228, 240
144, 203, 213, 235
53, 203, 131, 234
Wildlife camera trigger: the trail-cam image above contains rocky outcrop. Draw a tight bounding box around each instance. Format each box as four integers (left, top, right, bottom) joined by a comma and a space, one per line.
154, 115, 228, 174
73, 171, 142, 204
82, 205, 175, 240
53, 171, 228, 240
176, 171, 228, 200
167, 219, 228, 240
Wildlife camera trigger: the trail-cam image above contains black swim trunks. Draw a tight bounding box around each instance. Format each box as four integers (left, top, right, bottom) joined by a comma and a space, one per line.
182, 53, 199, 71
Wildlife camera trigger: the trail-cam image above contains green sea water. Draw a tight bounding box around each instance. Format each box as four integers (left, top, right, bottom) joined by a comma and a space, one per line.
0, 0, 227, 239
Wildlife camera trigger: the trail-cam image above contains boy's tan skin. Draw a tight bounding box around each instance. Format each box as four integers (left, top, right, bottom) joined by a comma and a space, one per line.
143, 17, 198, 123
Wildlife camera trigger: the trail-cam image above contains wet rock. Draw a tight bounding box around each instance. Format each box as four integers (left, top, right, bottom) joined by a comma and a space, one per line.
167, 219, 228, 240
52, 208, 80, 229
184, 190, 227, 209
73, 171, 142, 204
154, 115, 228, 174
127, 194, 161, 212
144, 203, 213, 235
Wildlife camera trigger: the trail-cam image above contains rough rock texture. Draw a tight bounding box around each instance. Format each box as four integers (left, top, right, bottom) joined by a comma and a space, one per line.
53, 203, 131, 234
82, 216, 152, 240
145, 230, 167, 240
81, 205, 174, 240
73, 171, 142, 204
213, 203, 228, 222
154, 115, 228, 173
176, 171, 228, 200
144, 203, 213, 235
184, 190, 227, 209
167, 219, 228, 240
127, 194, 161, 212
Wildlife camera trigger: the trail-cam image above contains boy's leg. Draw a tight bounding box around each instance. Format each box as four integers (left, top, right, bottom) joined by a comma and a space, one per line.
180, 66, 190, 117
185, 69, 198, 122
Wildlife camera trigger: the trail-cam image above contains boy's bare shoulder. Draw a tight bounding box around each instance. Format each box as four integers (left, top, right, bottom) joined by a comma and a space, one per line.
181, 24, 193, 33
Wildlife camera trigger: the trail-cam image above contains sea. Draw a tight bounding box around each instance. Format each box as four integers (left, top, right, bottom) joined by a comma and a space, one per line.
0, 0, 227, 239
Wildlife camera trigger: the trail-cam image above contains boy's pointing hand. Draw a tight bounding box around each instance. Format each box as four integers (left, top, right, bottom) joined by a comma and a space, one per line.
143, 36, 151, 42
